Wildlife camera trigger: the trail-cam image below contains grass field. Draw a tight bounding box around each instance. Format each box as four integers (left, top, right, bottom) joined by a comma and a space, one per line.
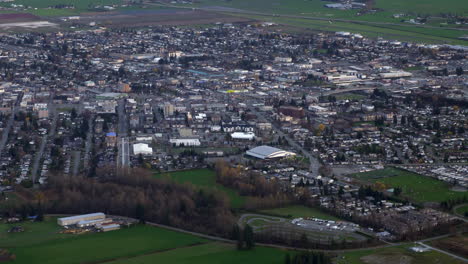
454, 204, 468, 217
108, 242, 289, 264
335, 93, 367, 101
260, 205, 341, 221
336, 243, 466, 264
154, 169, 245, 208
351, 167, 468, 203
168, 0, 468, 44
1, 217, 291, 264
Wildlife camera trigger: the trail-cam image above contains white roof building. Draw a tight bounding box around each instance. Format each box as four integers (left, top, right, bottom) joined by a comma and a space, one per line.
246, 146, 296, 160
133, 143, 153, 155
231, 132, 255, 140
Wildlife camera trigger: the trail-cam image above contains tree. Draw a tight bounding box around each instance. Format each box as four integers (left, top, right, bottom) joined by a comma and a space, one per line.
135, 203, 145, 224
394, 187, 402, 196
243, 224, 255, 250
284, 253, 291, 264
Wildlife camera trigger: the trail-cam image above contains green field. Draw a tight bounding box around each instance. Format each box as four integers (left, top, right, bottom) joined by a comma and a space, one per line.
335, 93, 367, 101
1, 217, 291, 264
154, 169, 246, 208
169, 0, 468, 44
108, 242, 289, 264
260, 205, 341, 221
454, 204, 468, 217
336, 243, 466, 264
351, 167, 468, 203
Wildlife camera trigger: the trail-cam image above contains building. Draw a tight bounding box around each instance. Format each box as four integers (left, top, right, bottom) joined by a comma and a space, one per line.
246, 145, 296, 160
163, 103, 174, 117
57, 213, 105, 226
99, 224, 120, 232
169, 138, 201, 147
133, 143, 153, 155
231, 132, 255, 140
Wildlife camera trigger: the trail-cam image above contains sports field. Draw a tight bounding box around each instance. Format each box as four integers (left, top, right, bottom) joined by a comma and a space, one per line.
154, 168, 245, 208
336, 243, 466, 264
351, 167, 468, 203
260, 205, 340, 221
1, 217, 291, 264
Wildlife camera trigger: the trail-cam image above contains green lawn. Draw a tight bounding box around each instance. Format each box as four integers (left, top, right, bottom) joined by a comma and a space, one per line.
108, 242, 290, 264
154, 169, 246, 208
336, 243, 466, 264
351, 167, 468, 203
260, 205, 341, 221
0, 217, 67, 248
335, 93, 367, 101
4, 222, 207, 264
2, 217, 292, 264
454, 204, 468, 217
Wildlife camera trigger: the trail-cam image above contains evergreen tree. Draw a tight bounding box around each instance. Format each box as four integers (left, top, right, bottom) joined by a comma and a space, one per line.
244, 224, 255, 250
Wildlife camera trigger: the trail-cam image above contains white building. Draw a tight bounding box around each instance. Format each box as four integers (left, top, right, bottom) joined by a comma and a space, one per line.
57, 213, 105, 226
133, 143, 153, 155
231, 132, 255, 140
169, 138, 201, 147
246, 146, 296, 160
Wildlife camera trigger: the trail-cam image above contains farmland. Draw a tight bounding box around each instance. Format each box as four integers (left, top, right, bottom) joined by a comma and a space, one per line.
0, 217, 291, 264
350, 167, 468, 203
260, 205, 341, 221
336, 243, 466, 264
154, 168, 246, 208
165, 0, 468, 44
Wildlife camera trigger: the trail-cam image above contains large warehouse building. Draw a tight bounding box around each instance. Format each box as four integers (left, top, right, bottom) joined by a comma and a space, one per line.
57, 213, 106, 226
246, 145, 296, 160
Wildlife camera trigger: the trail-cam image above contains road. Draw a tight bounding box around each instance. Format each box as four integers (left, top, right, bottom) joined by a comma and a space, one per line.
117, 99, 130, 168
247, 103, 320, 176
31, 104, 58, 183
417, 241, 468, 262
0, 92, 22, 156
71, 151, 81, 176
83, 116, 94, 169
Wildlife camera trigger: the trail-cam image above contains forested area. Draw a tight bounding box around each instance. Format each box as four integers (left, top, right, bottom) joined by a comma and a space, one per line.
214, 160, 294, 210
1, 168, 236, 237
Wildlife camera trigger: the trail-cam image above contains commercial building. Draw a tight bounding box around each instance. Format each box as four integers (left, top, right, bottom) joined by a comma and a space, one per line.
246, 145, 296, 160
133, 143, 153, 155
169, 138, 201, 147
57, 213, 105, 226
231, 132, 255, 140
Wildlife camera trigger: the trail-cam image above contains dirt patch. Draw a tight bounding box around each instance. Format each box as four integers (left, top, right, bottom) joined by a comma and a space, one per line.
361, 253, 413, 264
430, 235, 468, 259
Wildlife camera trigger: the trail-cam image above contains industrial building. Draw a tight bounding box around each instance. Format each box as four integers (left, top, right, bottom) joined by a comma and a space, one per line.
246, 145, 296, 160
57, 213, 106, 226
133, 143, 153, 155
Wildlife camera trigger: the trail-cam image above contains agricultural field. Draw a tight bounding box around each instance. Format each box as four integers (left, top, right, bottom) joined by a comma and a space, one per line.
168, 0, 467, 44
350, 167, 468, 203
0, 217, 291, 264
336, 243, 466, 264
260, 205, 341, 221
153, 168, 246, 208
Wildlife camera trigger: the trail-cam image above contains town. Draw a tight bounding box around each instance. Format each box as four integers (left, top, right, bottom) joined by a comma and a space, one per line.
0, 20, 466, 264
